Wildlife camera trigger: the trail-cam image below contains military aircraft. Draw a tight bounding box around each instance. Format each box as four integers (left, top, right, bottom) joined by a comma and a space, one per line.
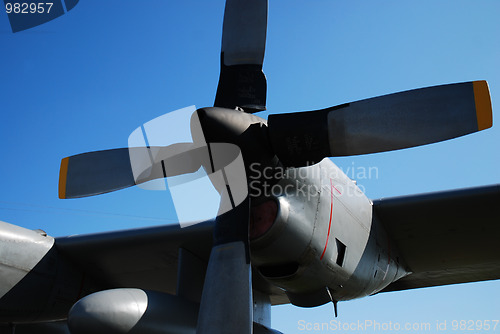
1, 1, 499, 333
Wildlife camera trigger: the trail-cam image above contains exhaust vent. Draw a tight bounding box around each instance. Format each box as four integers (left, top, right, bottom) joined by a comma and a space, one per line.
258, 262, 299, 278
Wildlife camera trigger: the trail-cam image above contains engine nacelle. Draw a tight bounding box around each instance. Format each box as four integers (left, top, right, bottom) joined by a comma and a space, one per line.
68, 289, 198, 334
250, 159, 408, 307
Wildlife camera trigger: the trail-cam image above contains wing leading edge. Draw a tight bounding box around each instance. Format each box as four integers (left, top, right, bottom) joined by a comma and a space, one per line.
55, 184, 500, 300
55, 220, 288, 305
55, 221, 214, 296
374, 184, 500, 292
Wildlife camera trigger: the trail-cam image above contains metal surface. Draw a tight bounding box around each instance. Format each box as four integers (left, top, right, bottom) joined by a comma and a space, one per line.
326, 82, 484, 156
0, 321, 70, 334
196, 241, 252, 334
267, 81, 492, 166
0, 0, 497, 331
56, 221, 215, 297
55, 219, 286, 305
214, 0, 268, 111
1, 163, 499, 328
197, 198, 252, 334
0, 221, 54, 299
68, 289, 198, 334
176, 248, 206, 304
250, 159, 407, 305
60, 145, 208, 199
375, 184, 500, 292
220, 0, 267, 67
0, 222, 93, 323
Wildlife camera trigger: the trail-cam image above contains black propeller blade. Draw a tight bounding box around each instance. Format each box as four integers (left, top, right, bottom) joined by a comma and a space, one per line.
214, 0, 268, 113
267, 81, 493, 166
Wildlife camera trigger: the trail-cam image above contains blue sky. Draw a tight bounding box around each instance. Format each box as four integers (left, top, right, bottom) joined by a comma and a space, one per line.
1, 1, 499, 333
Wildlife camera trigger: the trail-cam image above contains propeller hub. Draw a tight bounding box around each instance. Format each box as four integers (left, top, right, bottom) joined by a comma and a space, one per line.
192, 107, 281, 197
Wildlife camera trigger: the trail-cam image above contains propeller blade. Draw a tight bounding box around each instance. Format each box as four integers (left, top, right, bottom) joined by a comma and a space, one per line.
196, 197, 252, 334
214, 0, 268, 113
268, 81, 493, 166
59, 144, 207, 199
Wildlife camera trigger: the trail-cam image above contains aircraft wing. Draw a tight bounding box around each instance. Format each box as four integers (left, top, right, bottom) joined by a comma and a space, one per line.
374, 184, 500, 292
55, 220, 288, 304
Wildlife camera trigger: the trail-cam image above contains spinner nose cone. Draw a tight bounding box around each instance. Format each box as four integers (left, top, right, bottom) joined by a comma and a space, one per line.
193, 107, 267, 143
68, 288, 147, 334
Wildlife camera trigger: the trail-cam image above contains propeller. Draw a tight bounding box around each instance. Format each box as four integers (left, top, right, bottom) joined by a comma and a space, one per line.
197, 1, 267, 332
214, 0, 268, 113
59, 79, 492, 198
196, 197, 252, 334
59, 144, 208, 198
267, 80, 493, 166
57, 0, 493, 332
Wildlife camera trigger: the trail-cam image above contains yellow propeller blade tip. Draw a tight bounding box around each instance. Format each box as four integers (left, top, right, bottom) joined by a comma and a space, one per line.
473, 80, 493, 131
59, 157, 69, 199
